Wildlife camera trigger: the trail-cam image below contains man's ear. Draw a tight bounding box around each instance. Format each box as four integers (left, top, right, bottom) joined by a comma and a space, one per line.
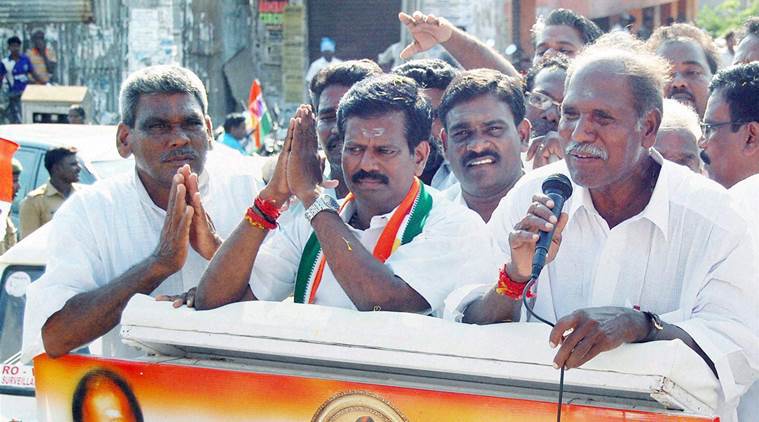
205, 115, 215, 149
414, 140, 431, 176
116, 123, 133, 158
517, 118, 532, 151
440, 129, 449, 157
743, 121, 759, 156
641, 108, 662, 149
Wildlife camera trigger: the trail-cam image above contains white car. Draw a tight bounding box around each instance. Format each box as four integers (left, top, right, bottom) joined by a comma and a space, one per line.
0, 124, 129, 421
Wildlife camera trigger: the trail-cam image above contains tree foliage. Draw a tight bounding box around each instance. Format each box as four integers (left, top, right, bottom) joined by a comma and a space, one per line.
697, 0, 759, 37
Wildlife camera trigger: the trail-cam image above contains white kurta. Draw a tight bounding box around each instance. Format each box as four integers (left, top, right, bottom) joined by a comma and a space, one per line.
21, 150, 264, 362
305, 56, 344, 83
430, 161, 458, 191
728, 174, 759, 422
446, 151, 759, 420
250, 187, 501, 315
442, 183, 466, 207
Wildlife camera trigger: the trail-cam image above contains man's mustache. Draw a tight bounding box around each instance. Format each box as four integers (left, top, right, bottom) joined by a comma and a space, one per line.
351, 170, 389, 184
565, 141, 609, 160
461, 150, 500, 166
700, 149, 711, 165
161, 147, 199, 162
531, 118, 557, 138
327, 132, 342, 150
669, 87, 695, 102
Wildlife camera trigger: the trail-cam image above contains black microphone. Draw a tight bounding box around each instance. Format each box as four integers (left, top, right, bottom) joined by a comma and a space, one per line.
530, 174, 573, 280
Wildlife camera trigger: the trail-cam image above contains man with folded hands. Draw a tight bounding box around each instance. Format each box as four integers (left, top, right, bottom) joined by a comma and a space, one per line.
194, 74, 498, 315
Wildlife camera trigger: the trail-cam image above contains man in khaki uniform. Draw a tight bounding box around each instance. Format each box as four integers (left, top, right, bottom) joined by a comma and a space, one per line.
20, 147, 80, 239
1, 158, 23, 254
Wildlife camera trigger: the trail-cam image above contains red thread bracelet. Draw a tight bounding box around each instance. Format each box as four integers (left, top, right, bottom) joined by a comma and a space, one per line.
254, 196, 281, 221
245, 206, 277, 230
494, 266, 535, 300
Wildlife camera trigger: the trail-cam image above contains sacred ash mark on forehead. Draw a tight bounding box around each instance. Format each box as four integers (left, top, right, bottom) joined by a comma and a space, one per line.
360, 127, 386, 137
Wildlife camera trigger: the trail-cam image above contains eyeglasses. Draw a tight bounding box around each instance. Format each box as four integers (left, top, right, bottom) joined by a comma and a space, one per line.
526, 91, 562, 111
699, 120, 749, 138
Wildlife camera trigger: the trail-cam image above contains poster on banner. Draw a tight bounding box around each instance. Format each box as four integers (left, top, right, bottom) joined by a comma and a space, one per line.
33, 354, 715, 422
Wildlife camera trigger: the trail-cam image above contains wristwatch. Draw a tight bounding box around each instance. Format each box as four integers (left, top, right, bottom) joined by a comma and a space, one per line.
635, 309, 664, 342
304, 195, 340, 222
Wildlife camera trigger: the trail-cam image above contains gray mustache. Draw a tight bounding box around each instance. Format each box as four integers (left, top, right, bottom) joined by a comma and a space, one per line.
161, 148, 199, 162
565, 141, 608, 160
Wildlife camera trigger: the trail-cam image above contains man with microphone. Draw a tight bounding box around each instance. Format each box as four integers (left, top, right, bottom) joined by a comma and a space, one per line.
445, 32, 759, 420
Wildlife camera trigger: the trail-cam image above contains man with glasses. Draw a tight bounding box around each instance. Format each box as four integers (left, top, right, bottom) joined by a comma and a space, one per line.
647, 24, 721, 118
523, 54, 570, 169
699, 61, 759, 422
699, 62, 759, 189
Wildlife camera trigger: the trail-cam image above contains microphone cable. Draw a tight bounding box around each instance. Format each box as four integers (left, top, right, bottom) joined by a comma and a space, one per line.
522, 277, 565, 422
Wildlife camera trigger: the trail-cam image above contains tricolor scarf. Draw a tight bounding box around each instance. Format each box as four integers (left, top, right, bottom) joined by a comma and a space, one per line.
294, 178, 433, 304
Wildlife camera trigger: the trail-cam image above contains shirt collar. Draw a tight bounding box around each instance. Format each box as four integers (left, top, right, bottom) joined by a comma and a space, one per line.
339, 197, 397, 230
43, 183, 61, 197
566, 149, 670, 239
44, 182, 79, 197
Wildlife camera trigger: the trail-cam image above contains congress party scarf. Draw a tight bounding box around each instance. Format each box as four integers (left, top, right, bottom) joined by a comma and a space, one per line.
294, 178, 432, 304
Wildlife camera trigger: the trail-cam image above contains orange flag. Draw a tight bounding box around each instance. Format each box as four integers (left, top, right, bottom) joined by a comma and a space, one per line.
0, 137, 19, 238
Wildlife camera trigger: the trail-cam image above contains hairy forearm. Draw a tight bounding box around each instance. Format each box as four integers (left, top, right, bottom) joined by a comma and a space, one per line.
194, 220, 265, 310
443, 30, 519, 77
462, 288, 522, 324
311, 211, 429, 312
41, 256, 172, 358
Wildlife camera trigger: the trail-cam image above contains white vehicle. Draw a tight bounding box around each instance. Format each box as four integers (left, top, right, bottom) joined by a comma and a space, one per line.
0, 124, 128, 421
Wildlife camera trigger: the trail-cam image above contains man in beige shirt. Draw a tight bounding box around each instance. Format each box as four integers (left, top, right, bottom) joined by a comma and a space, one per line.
20, 146, 80, 239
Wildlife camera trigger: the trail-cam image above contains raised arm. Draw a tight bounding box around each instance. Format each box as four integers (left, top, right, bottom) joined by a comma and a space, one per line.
399, 11, 519, 78
463, 194, 568, 324
193, 119, 296, 310
287, 105, 429, 312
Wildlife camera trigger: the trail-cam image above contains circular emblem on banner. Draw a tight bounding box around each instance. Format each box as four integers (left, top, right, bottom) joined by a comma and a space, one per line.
4, 271, 31, 297
312, 391, 407, 422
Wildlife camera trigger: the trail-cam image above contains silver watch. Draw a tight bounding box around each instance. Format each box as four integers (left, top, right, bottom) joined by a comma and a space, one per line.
304, 195, 339, 222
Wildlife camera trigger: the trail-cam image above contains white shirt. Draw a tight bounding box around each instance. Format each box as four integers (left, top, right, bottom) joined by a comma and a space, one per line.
446, 152, 759, 419
251, 187, 500, 315
442, 183, 466, 207
21, 150, 264, 362
728, 174, 759, 422
305, 56, 343, 83
430, 160, 458, 191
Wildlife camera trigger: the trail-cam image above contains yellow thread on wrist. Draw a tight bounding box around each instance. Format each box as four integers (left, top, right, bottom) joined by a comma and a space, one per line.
244, 214, 267, 230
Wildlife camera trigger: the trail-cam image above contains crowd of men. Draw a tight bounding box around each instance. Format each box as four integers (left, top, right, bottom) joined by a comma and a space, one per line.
16, 9, 759, 421
0, 31, 59, 123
